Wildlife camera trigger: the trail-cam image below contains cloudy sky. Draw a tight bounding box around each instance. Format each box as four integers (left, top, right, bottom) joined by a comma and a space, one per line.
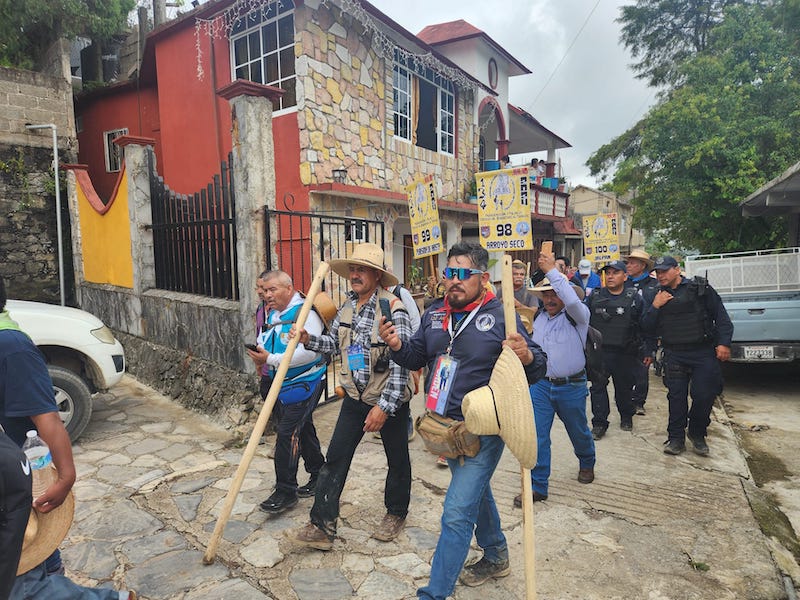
368, 0, 654, 188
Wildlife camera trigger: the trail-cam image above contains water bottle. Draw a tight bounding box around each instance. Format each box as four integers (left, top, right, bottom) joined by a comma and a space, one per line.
21, 430, 57, 499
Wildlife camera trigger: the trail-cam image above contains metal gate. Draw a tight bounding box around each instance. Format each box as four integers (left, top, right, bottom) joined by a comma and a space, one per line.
264, 203, 386, 400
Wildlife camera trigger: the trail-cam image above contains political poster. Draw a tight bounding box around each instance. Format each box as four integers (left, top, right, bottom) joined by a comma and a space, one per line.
582, 212, 621, 266
406, 175, 443, 259
475, 167, 533, 251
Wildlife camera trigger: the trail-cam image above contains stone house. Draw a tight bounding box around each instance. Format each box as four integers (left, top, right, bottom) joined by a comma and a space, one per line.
74, 0, 573, 287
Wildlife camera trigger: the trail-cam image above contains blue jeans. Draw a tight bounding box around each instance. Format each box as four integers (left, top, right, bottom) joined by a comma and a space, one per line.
530, 378, 595, 496
11, 563, 129, 599
417, 435, 508, 600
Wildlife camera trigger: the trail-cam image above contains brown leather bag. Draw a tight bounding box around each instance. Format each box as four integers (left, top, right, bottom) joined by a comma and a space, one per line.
415, 412, 480, 459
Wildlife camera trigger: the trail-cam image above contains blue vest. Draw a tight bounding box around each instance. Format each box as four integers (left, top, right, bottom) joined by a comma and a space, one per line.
262, 304, 324, 386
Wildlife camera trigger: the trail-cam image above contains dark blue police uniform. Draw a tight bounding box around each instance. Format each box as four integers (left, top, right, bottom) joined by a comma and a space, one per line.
626, 273, 659, 412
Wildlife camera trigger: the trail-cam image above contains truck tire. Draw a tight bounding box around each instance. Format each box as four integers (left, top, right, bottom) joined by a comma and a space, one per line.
48, 366, 93, 443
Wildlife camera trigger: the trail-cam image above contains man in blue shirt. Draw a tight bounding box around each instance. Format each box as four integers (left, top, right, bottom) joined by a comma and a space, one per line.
516, 252, 596, 506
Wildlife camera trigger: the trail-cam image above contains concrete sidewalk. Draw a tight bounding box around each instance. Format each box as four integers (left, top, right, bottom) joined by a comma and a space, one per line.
62, 374, 786, 599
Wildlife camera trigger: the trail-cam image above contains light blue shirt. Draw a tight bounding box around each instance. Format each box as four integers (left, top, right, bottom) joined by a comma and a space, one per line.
532, 268, 590, 377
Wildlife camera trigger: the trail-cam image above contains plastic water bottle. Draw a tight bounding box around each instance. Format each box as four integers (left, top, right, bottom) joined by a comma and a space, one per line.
21, 430, 57, 499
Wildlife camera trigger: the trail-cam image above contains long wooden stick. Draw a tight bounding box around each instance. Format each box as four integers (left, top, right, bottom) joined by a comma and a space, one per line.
500, 254, 537, 599
203, 262, 330, 564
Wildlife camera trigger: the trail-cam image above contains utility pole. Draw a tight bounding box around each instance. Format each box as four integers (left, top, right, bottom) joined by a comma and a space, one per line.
153, 0, 167, 28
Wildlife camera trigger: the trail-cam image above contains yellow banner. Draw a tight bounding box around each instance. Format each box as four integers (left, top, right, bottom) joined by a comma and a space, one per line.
406, 175, 443, 259
475, 167, 532, 251
582, 212, 621, 266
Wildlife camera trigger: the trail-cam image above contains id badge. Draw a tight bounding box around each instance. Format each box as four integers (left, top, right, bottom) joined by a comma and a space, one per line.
426, 355, 459, 415
347, 344, 366, 371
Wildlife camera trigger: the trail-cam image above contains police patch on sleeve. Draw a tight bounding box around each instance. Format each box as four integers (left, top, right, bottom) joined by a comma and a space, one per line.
475, 314, 496, 331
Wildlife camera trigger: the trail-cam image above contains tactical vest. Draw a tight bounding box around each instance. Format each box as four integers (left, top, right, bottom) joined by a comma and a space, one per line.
629, 275, 659, 295
337, 289, 409, 406
263, 303, 325, 384
656, 282, 708, 347
589, 288, 638, 348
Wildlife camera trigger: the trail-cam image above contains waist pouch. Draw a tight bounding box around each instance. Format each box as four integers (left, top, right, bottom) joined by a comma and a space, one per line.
278, 379, 319, 405
415, 412, 480, 460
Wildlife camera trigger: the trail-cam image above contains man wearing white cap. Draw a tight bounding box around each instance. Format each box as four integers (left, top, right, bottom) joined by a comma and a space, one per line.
287, 243, 413, 549
577, 258, 601, 296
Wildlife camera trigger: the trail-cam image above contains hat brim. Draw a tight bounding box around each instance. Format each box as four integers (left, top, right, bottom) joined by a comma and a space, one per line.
625, 253, 654, 270
17, 492, 74, 575
312, 291, 338, 327
329, 258, 399, 287
529, 282, 585, 301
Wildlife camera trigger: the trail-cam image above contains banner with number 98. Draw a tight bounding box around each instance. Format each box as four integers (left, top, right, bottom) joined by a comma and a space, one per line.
475, 167, 533, 251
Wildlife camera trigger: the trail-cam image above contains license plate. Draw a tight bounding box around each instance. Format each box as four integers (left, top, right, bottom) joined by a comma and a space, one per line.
743, 346, 774, 360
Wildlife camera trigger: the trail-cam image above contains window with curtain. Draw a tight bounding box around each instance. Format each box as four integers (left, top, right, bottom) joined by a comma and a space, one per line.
392, 49, 455, 155
230, 0, 296, 112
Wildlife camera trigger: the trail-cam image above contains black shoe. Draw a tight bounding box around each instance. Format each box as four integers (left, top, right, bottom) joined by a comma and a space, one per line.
591, 425, 607, 440
635, 404, 646, 416
663, 439, 686, 455
620, 420, 633, 432
297, 474, 318, 498
259, 490, 298, 514
513, 491, 547, 507
687, 434, 709, 456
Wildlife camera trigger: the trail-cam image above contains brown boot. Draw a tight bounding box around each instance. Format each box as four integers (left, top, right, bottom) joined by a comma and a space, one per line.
371, 513, 406, 542
287, 522, 333, 550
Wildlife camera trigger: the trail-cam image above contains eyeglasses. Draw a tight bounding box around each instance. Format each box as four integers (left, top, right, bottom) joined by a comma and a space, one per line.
443, 267, 484, 280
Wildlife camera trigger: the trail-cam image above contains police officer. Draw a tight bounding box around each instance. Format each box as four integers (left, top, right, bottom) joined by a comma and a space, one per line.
625, 250, 659, 415
587, 260, 647, 439
642, 256, 733, 456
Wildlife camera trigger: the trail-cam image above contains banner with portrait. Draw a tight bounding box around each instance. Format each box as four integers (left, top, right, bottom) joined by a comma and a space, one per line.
475, 167, 533, 251
582, 212, 621, 266
406, 175, 443, 259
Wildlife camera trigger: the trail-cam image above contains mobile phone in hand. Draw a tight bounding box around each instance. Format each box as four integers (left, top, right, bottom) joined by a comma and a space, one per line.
541, 241, 553, 255
379, 298, 392, 321
244, 343, 258, 351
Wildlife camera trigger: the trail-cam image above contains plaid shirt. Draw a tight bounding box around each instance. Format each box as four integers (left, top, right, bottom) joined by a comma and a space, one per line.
305, 289, 411, 415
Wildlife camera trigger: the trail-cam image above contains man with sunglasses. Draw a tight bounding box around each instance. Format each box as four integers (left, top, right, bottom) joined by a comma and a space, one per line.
380, 242, 546, 599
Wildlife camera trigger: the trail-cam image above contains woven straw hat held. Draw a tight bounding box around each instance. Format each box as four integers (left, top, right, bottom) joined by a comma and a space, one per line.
462, 345, 537, 468
17, 491, 75, 575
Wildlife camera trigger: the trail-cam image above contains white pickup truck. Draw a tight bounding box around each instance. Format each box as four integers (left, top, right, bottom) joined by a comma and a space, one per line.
6, 300, 126, 441
684, 248, 800, 363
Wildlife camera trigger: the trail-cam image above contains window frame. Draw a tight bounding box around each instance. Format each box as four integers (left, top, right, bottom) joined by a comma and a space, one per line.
103, 127, 128, 173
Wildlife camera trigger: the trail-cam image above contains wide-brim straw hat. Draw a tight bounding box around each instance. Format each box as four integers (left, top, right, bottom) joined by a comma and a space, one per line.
625, 249, 654, 270
17, 491, 75, 575
329, 243, 399, 287
312, 291, 338, 327
462, 346, 537, 468
529, 274, 585, 301
517, 305, 536, 334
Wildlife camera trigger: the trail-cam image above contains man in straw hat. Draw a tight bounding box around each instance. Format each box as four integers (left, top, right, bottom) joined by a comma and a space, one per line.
516, 251, 596, 507
287, 243, 413, 549
0, 276, 75, 576
247, 270, 327, 515
1, 429, 137, 599
625, 249, 659, 415
379, 242, 546, 598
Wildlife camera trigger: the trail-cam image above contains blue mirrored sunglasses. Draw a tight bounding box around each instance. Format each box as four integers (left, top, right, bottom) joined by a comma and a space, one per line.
442, 267, 484, 280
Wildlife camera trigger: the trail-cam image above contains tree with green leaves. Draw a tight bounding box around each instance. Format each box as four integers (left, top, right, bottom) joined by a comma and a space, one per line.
589, 2, 799, 253
0, 0, 136, 70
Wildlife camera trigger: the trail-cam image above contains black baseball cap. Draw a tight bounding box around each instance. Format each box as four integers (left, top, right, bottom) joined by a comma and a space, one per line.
601, 260, 627, 272
652, 256, 679, 271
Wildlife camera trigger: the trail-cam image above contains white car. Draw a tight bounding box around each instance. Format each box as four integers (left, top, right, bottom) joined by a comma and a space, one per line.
6, 300, 125, 441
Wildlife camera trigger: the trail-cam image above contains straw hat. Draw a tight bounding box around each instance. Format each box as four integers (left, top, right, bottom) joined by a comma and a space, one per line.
517, 305, 536, 334
312, 291, 338, 328
529, 274, 585, 301
329, 243, 399, 287
462, 346, 537, 468
625, 249, 654, 270
16, 491, 75, 575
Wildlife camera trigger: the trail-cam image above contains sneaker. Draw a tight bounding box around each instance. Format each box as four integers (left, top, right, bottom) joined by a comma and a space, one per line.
620, 420, 633, 432
259, 490, 298, 514
287, 522, 334, 551
578, 468, 595, 484
663, 439, 686, 455
371, 513, 406, 542
297, 473, 318, 498
635, 404, 646, 415
436, 455, 448, 467
459, 556, 511, 587
591, 425, 607, 440
688, 434, 709, 456
513, 491, 548, 507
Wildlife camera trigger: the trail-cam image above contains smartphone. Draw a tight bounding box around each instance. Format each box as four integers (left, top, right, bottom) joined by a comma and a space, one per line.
541, 241, 553, 255
244, 343, 258, 351
379, 298, 392, 321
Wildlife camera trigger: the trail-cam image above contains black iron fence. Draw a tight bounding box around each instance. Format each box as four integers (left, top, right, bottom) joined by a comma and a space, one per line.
149, 149, 238, 299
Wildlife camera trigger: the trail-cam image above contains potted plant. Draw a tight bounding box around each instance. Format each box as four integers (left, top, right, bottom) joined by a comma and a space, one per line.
407, 262, 426, 293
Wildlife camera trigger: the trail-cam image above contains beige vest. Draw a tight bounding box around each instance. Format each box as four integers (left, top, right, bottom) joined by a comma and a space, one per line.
338, 289, 409, 406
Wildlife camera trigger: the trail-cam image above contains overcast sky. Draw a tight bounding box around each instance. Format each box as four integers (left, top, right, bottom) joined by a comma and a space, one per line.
368, 0, 654, 188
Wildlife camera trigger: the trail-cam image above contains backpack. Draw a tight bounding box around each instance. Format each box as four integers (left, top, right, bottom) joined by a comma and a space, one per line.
565, 313, 608, 386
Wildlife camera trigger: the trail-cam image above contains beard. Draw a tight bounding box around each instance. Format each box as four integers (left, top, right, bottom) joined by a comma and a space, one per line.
446, 285, 483, 309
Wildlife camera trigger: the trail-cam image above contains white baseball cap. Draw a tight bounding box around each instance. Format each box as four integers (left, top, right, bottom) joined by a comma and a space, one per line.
578, 259, 592, 275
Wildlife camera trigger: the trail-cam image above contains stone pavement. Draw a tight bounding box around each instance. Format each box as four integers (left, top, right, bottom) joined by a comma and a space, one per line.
61, 374, 788, 599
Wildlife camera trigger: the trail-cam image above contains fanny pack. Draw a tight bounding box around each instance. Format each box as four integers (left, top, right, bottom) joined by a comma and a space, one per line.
278, 380, 319, 405
415, 412, 480, 460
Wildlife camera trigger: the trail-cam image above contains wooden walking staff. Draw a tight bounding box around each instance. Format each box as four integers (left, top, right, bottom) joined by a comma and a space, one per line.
203, 262, 330, 565
500, 254, 537, 599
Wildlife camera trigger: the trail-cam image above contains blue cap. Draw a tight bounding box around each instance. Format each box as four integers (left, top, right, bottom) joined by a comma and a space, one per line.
652, 256, 679, 271
601, 260, 627, 272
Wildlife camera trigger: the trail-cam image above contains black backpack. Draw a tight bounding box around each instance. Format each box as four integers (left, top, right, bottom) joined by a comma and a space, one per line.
565, 313, 608, 386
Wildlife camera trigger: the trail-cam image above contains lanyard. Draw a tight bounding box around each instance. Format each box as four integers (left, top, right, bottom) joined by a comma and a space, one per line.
445, 302, 483, 354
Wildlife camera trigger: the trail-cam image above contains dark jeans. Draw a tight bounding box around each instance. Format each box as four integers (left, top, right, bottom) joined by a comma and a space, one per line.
662, 347, 723, 441
590, 349, 636, 427
631, 359, 650, 407
311, 394, 411, 537
261, 376, 325, 495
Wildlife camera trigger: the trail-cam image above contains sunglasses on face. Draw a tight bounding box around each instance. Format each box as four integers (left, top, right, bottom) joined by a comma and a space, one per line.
442, 267, 484, 280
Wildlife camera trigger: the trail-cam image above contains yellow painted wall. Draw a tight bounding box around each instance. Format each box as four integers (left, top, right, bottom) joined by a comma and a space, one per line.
76, 172, 134, 288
